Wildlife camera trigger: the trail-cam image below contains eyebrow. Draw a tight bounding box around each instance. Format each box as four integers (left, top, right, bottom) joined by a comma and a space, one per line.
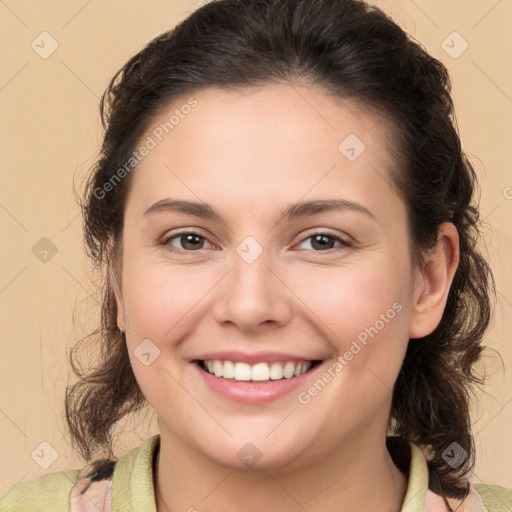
143, 197, 376, 224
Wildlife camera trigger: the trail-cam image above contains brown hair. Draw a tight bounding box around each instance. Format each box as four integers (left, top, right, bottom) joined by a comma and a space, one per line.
65, 0, 497, 506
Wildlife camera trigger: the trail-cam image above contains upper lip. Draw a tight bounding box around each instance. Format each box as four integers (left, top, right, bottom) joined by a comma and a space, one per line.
192, 351, 324, 364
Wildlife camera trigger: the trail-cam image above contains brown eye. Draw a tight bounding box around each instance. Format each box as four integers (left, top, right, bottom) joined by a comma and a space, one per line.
163, 231, 213, 252
297, 232, 352, 252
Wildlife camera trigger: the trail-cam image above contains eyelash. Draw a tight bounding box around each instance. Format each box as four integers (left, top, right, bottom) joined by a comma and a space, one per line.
161, 230, 353, 253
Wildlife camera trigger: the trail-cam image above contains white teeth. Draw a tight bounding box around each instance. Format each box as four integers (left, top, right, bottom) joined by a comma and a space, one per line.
269, 362, 283, 380
201, 360, 314, 381
283, 362, 295, 378
234, 362, 251, 381
213, 360, 223, 377
251, 362, 270, 381
223, 360, 235, 379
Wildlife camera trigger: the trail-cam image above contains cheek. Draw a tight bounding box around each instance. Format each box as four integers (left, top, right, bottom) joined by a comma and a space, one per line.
121, 248, 412, 344
293, 259, 408, 338
296, 267, 411, 417
120, 256, 221, 342
295, 258, 412, 391
121, 233, 413, 356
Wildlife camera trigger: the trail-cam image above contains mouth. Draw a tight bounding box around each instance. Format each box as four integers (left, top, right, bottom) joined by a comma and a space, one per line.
194, 359, 323, 382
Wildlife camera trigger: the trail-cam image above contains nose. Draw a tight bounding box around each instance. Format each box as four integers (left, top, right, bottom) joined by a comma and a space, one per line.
211, 248, 293, 332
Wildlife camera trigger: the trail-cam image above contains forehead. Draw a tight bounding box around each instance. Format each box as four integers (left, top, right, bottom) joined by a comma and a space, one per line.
125, 83, 401, 224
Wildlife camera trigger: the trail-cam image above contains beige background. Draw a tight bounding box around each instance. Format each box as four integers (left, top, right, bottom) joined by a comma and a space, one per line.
1, 0, 511, 490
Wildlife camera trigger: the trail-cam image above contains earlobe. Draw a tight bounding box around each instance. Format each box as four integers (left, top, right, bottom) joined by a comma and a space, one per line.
408, 222, 460, 339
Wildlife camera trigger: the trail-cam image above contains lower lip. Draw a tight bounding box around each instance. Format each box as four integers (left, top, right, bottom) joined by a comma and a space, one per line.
193, 362, 322, 404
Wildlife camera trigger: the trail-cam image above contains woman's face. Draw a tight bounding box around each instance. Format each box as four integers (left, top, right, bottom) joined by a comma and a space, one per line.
115, 83, 429, 470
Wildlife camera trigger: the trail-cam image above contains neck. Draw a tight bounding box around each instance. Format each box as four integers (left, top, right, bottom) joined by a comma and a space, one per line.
154, 430, 408, 512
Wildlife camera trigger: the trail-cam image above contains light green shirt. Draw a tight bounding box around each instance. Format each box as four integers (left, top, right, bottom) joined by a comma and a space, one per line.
1, 434, 510, 511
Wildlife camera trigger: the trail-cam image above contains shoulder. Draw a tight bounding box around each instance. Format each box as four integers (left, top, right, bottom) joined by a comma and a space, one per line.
0, 469, 81, 511
473, 482, 512, 512
0, 435, 159, 512
388, 437, 511, 512
1, 458, 117, 512
426, 482, 512, 512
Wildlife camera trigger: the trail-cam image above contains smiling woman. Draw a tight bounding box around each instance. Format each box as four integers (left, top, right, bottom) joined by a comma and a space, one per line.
1, 0, 511, 511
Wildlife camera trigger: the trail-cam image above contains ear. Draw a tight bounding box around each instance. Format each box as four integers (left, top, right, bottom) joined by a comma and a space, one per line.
409, 222, 460, 339
107, 235, 126, 332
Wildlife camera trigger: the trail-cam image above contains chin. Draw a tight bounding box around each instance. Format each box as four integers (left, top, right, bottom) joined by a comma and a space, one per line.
196, 432, 312, 472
